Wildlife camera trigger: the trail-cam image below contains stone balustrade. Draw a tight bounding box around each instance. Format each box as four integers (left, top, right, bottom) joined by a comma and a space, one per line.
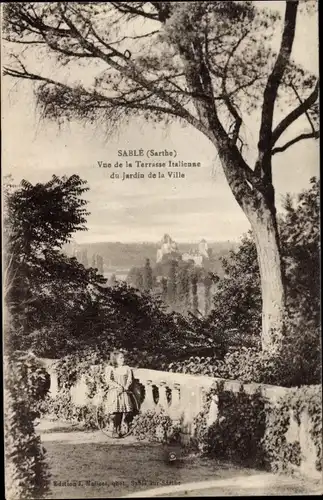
40, 359, 321, 480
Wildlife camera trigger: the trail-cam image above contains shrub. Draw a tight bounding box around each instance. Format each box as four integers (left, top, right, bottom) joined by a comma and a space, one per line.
192, 381, 266, 467
43, 389, 98, 430
166, 319, 321, 387
132, 408, 181, 445
4, 353, 51, 499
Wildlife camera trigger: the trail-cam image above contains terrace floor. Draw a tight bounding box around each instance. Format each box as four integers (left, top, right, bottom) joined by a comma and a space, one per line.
37, 419, 322, 498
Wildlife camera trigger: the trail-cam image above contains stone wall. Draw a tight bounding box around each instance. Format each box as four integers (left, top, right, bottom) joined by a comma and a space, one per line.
41, 360, 321, 480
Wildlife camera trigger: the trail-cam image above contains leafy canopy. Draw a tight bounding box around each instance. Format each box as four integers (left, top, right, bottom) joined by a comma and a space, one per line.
3, 1, 318, 157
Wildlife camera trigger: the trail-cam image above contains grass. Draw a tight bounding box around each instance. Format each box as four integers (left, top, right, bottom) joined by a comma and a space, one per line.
44, 440, 262, 498
43, 437, 322, 498
40, 421, 322, 498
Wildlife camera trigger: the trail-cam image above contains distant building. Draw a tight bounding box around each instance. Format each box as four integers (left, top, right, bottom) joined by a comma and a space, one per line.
156, 234, 179, 263
156, 234, 209, 267
182, 251, 203, 267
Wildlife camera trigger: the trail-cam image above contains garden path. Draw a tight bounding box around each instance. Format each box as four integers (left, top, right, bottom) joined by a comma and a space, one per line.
37, 419, 322, 498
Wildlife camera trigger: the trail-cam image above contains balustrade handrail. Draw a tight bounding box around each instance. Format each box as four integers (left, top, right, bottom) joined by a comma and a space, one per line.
133, 368, 294, 399
39, 358, 308, 401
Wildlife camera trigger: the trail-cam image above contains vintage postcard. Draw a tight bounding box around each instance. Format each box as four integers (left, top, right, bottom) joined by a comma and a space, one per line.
2, 1, 321, 498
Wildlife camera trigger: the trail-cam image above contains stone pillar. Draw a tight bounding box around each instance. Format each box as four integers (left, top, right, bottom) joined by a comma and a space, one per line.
141, 380, 156, 412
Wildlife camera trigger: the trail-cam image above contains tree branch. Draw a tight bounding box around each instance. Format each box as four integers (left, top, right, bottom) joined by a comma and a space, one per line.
271, 81, 319, 147
17, 5, 71, 36
55, 4, 202, 124
110, 2, 159, 21
272, 130, 319, 155
150, 2, 171, 22
2, 65, 181, 119
107, 30, 159, 46
258, 1, 298, 160
3, 37, 46, 45
290, 82, 316, 134
218, 32, 249, 144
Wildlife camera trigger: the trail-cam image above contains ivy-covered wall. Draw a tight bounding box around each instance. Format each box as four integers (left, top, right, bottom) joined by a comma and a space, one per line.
41, 357, 322, 480
192, 381, 322, 480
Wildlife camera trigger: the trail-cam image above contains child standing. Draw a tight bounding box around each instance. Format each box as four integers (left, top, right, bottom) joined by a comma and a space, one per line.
105, 350, 137, 437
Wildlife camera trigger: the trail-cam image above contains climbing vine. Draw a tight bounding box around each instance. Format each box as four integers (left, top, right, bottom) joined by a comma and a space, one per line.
194, 382, 322, 474
263, 386, 322, 473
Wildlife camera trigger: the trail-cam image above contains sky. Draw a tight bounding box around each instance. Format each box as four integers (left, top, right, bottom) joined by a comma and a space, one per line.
2, 1, 319, 244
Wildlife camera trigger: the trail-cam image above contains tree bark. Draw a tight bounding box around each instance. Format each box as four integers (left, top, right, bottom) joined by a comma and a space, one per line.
247, 200, 285, 353
214, 143, 285, 353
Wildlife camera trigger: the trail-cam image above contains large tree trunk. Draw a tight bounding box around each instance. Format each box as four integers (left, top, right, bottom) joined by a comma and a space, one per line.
247, 200, 285, 353
215, 144, 286, 353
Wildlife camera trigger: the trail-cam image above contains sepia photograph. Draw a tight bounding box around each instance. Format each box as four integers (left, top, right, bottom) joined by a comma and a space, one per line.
2, 1, 321, 498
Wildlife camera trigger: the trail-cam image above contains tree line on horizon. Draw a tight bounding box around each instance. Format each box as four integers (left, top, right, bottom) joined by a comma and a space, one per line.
127, 257, 215, 316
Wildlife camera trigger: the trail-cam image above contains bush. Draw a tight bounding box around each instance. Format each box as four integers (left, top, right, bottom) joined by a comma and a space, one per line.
192, 382, 266, 467
43, 389, 98, 430
132, 408, 181, 445
4, 353, 51, 499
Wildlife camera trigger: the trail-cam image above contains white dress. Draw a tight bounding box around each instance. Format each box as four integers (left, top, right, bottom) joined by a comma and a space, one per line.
104, 365, 137, 414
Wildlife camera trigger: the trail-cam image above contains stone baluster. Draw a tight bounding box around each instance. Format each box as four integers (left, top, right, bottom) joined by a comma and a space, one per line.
157, 382, 169, 412
189, 385, 203, 436
141, 380, 156, 412
48, 366, 58, 398
92, 386, 104, 407
201, 387, 209, 407
181, 385, 198, 435
169, 383, 182, 421
70, 374, 88, 406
